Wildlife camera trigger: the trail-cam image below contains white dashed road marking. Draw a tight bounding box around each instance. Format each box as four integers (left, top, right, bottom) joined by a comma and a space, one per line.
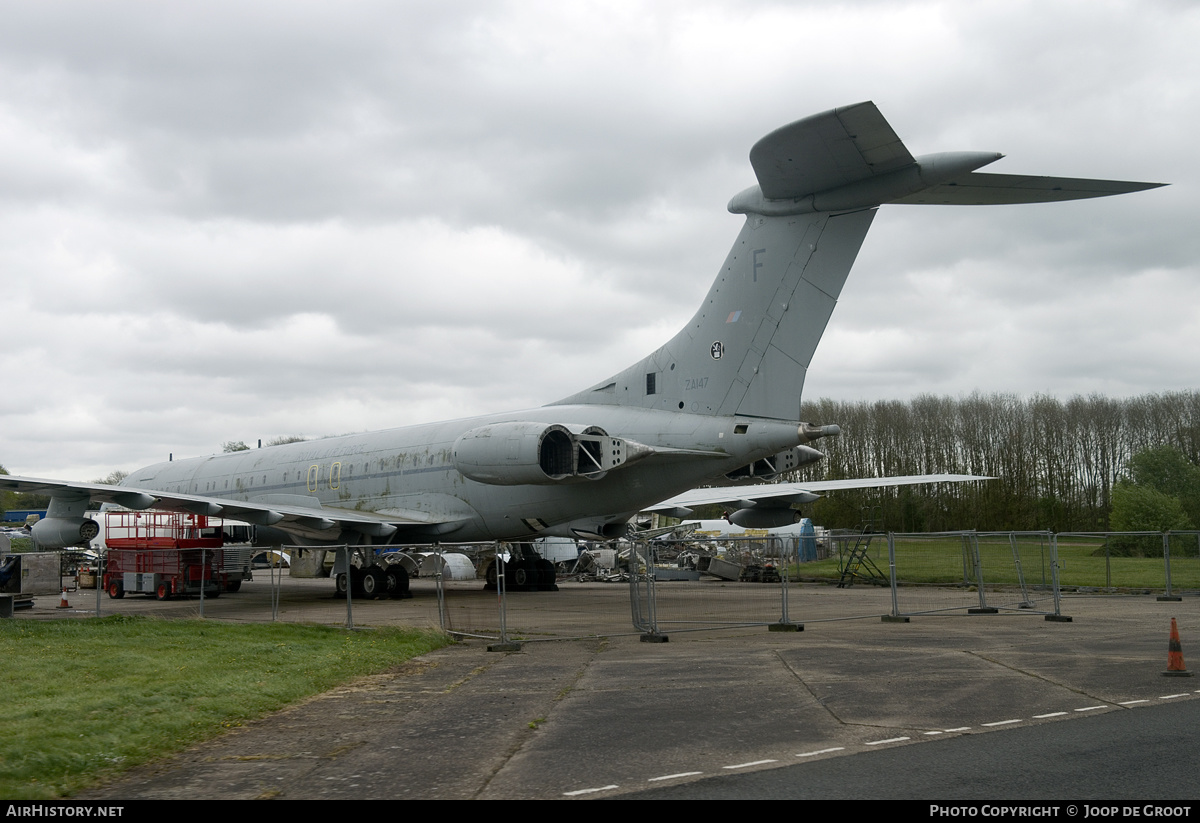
648, 772, 702, 782
564, 785, 619, 796
723, 759, 777, 770
797, 747, 844, 757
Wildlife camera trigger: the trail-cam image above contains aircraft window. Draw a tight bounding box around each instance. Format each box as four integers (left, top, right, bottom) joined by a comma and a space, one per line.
735, 424, 748, 434
646, 372, 656, 395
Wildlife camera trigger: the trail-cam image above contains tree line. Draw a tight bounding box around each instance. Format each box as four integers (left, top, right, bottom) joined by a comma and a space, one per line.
7, 399, 1200, 536
792, 391, 1200, 533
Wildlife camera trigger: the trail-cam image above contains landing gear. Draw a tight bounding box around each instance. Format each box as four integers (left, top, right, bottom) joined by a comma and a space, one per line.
484, 548, 557, 592
360, 566, 385, 600
536, 558, 558, 591
385, 564, 411, 599
334, 555, 410, 601
512, 559, 535, 588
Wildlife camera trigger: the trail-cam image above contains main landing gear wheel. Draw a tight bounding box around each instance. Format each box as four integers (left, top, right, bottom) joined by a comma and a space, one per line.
537, 558, 558, 591
349, 566, 366, 598
334, 572, 349, 599
485, 560, 499, 589
512, 558, 544, 590
361, 566, 385, 600
385, 565, 411, 599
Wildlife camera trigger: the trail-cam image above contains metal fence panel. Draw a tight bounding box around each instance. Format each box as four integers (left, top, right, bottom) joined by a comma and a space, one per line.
885, 531, 1059, 617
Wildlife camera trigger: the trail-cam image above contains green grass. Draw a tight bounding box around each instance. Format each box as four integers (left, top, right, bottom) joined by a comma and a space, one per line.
0, 616, 451, 799
793, 535, 1200, 590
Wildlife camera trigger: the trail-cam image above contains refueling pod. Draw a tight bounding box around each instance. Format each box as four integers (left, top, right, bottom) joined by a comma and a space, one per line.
30, 517, 100, 549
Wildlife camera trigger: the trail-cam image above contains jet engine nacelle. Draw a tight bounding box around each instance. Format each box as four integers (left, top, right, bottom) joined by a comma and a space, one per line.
725, 445, 824, 482
727, 508, 800, 529
30, 517, 100, 549
452, 422, 634, 485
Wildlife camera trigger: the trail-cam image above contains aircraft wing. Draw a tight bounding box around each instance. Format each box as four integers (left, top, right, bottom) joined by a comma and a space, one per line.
0, 474, 469, 540
645, 474, 992, 517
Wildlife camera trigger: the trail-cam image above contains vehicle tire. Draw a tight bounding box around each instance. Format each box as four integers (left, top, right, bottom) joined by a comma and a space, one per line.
350, 566, 366, 598
334, 572, 348, 599
513, 560, 532, 589
156, 581, 171, 601
208, 588, 220, 599
361, 566, 385, 599
107, 580, 125, 599
225, 579, 242, 593
484, 560, 498, 587
537, 558, 557, 590
386, 565, 410, 599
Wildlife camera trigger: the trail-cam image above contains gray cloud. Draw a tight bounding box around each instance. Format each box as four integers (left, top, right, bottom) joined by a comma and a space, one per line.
1, 0, 1195, 479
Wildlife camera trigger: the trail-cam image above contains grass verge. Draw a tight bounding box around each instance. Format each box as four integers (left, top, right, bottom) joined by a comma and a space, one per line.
0, 616, 451, 799
793, 535, 1200, 590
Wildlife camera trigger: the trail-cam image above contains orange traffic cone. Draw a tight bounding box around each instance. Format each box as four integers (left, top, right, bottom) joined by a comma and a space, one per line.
56, 589, 70, 609
1164, 617, 1193, 677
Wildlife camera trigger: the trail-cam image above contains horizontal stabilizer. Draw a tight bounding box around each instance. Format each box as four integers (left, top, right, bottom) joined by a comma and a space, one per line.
891, 172, 1166, 205
733, 101, 1163, 216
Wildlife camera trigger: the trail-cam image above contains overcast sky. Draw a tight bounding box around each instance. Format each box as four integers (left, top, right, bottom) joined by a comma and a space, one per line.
1, 0, 1196, 480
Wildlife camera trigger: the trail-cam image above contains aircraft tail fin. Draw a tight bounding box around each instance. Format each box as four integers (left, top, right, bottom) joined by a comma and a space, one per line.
551, 205, 874, 421
551, 102, 1162, 421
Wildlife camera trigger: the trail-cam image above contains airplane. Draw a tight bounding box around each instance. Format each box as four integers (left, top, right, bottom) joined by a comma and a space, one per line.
0, 101, 1162, 595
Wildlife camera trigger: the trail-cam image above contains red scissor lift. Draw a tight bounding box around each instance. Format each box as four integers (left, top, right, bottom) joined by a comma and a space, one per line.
103, 512, 229, 600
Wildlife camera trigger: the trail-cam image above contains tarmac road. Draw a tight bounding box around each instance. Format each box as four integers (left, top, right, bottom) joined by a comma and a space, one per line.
30, 581, 1191, 801
624, 698, 1200, 799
